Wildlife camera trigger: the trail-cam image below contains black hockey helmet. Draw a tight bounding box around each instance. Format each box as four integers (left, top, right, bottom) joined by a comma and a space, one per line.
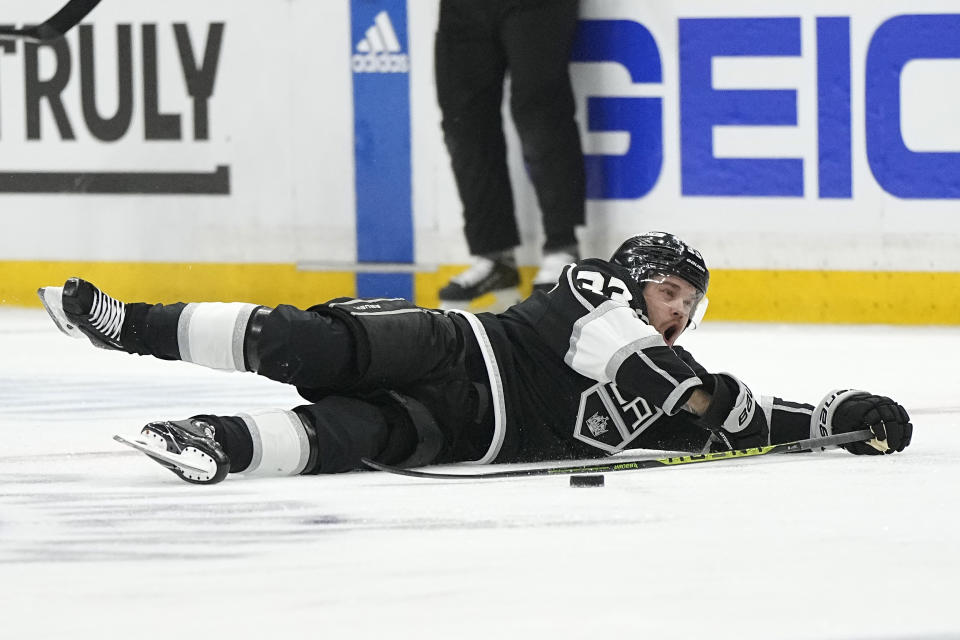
611, 231, 709, 296
612, 232, 710, 328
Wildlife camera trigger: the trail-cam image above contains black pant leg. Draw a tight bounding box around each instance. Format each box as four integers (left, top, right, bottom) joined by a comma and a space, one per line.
253, 304, 362, 391
501, 0, 585, 252
435, 0, 519, 255
253, 300, 466, 396
252, 300, 485, 470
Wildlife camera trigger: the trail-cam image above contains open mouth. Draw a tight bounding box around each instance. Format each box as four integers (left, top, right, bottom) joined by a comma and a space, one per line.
663, 325, 679, 344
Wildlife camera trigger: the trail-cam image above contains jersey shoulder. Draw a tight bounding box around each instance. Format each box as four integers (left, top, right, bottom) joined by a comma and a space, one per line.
500, 258, 652, 362
559, 258, 646, 311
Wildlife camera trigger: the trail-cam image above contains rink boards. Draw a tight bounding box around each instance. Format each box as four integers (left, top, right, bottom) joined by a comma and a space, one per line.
0, 0, 958, 323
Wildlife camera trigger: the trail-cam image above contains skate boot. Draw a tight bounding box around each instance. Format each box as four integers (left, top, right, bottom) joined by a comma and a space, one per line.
115, 418, 231, 485
532, 250, 578, 293
37, 277, 125, 350
438, 256, 520, 313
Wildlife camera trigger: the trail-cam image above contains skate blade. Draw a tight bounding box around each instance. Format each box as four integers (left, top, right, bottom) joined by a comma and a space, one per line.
113, 434, 211, 474
37, 286, 82, 339
439, 287, 521, 314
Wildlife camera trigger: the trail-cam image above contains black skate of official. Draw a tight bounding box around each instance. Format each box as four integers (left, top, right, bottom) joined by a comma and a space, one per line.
114, 419, 231, 485
438, 256, 520, 312
37, 277, 125, 350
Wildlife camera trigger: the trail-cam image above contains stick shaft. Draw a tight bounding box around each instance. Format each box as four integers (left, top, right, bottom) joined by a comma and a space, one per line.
362, 429, 874, 480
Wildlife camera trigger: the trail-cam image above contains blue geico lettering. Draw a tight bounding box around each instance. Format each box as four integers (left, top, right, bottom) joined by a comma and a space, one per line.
571, 20, 663, 199
572, 14, 960, 200
866, 14, 960, 199
680, 18, 803, 197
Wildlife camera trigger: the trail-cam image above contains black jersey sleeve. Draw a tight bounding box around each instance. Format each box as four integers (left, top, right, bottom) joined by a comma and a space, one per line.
702, 391, 820, 447
763, 397, 816, 444
526, 258, 704, 415
672, 345, 709, 378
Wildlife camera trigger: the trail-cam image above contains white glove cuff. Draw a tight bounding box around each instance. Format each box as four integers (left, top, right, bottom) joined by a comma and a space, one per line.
810, 388, 868, 439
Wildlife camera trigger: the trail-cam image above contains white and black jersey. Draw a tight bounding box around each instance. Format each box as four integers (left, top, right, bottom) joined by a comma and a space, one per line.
464, 258, 815, 463
457, 258, 701, 463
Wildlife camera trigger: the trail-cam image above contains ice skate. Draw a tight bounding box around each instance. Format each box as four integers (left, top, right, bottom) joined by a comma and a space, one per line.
438, 256, 520, 313
37, 277, 125, 350
115, 418, 230, 485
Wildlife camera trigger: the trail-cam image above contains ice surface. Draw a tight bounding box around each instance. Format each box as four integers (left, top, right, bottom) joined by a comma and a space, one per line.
2, 307, 958, 640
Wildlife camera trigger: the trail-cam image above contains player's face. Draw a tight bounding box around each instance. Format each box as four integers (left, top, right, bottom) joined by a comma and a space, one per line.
642, 275, 702, 346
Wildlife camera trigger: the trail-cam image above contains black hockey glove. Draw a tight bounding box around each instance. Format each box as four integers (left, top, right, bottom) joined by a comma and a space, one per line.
813, 390, 912, 455
694, 373, 769, 450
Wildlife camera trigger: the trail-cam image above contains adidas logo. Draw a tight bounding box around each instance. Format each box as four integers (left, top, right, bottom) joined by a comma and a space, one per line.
352, 11, 409, 74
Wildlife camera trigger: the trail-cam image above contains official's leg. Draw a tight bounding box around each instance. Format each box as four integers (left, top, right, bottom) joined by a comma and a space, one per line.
436, 0, 518, 256
502, 0, 585, 254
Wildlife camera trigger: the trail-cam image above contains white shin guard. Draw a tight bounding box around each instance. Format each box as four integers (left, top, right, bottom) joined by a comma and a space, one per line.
237, 409, 312, 477
177, 302, 258, 371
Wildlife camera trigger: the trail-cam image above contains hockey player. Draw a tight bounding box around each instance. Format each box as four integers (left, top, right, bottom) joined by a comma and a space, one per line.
37, 232, 912, 485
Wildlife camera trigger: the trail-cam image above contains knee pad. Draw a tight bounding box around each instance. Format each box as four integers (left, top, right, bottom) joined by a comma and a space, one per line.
383, 391, 444, 468
294, 392, 443, 474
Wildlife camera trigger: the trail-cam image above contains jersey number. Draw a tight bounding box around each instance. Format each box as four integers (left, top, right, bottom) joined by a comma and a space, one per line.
576, 271, 633, 304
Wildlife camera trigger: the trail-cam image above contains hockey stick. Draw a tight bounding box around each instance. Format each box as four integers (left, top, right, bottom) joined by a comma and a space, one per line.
0, 0, 101, 43
362, 428, 874, 480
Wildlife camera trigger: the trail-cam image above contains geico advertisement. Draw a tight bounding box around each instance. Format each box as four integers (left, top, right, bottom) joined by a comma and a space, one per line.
569, 7, 960, 202
1, 1, 958, 273
6, 5, 958, 203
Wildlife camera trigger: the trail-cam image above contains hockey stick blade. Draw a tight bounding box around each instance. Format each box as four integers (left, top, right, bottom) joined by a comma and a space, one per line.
0, 0, 101, 43
113, 434, 212, 475
362, 429, 875, 480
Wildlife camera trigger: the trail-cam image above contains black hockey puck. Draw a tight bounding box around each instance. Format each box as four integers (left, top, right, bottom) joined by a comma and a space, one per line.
570, 474, 604, 488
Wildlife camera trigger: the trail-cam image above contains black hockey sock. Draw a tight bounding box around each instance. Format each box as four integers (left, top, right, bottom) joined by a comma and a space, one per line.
121, 302, 186, 361
195, 414, 254, 473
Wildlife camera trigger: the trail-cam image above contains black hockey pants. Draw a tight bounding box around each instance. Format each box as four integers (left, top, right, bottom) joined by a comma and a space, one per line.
250, 299, 496, 466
